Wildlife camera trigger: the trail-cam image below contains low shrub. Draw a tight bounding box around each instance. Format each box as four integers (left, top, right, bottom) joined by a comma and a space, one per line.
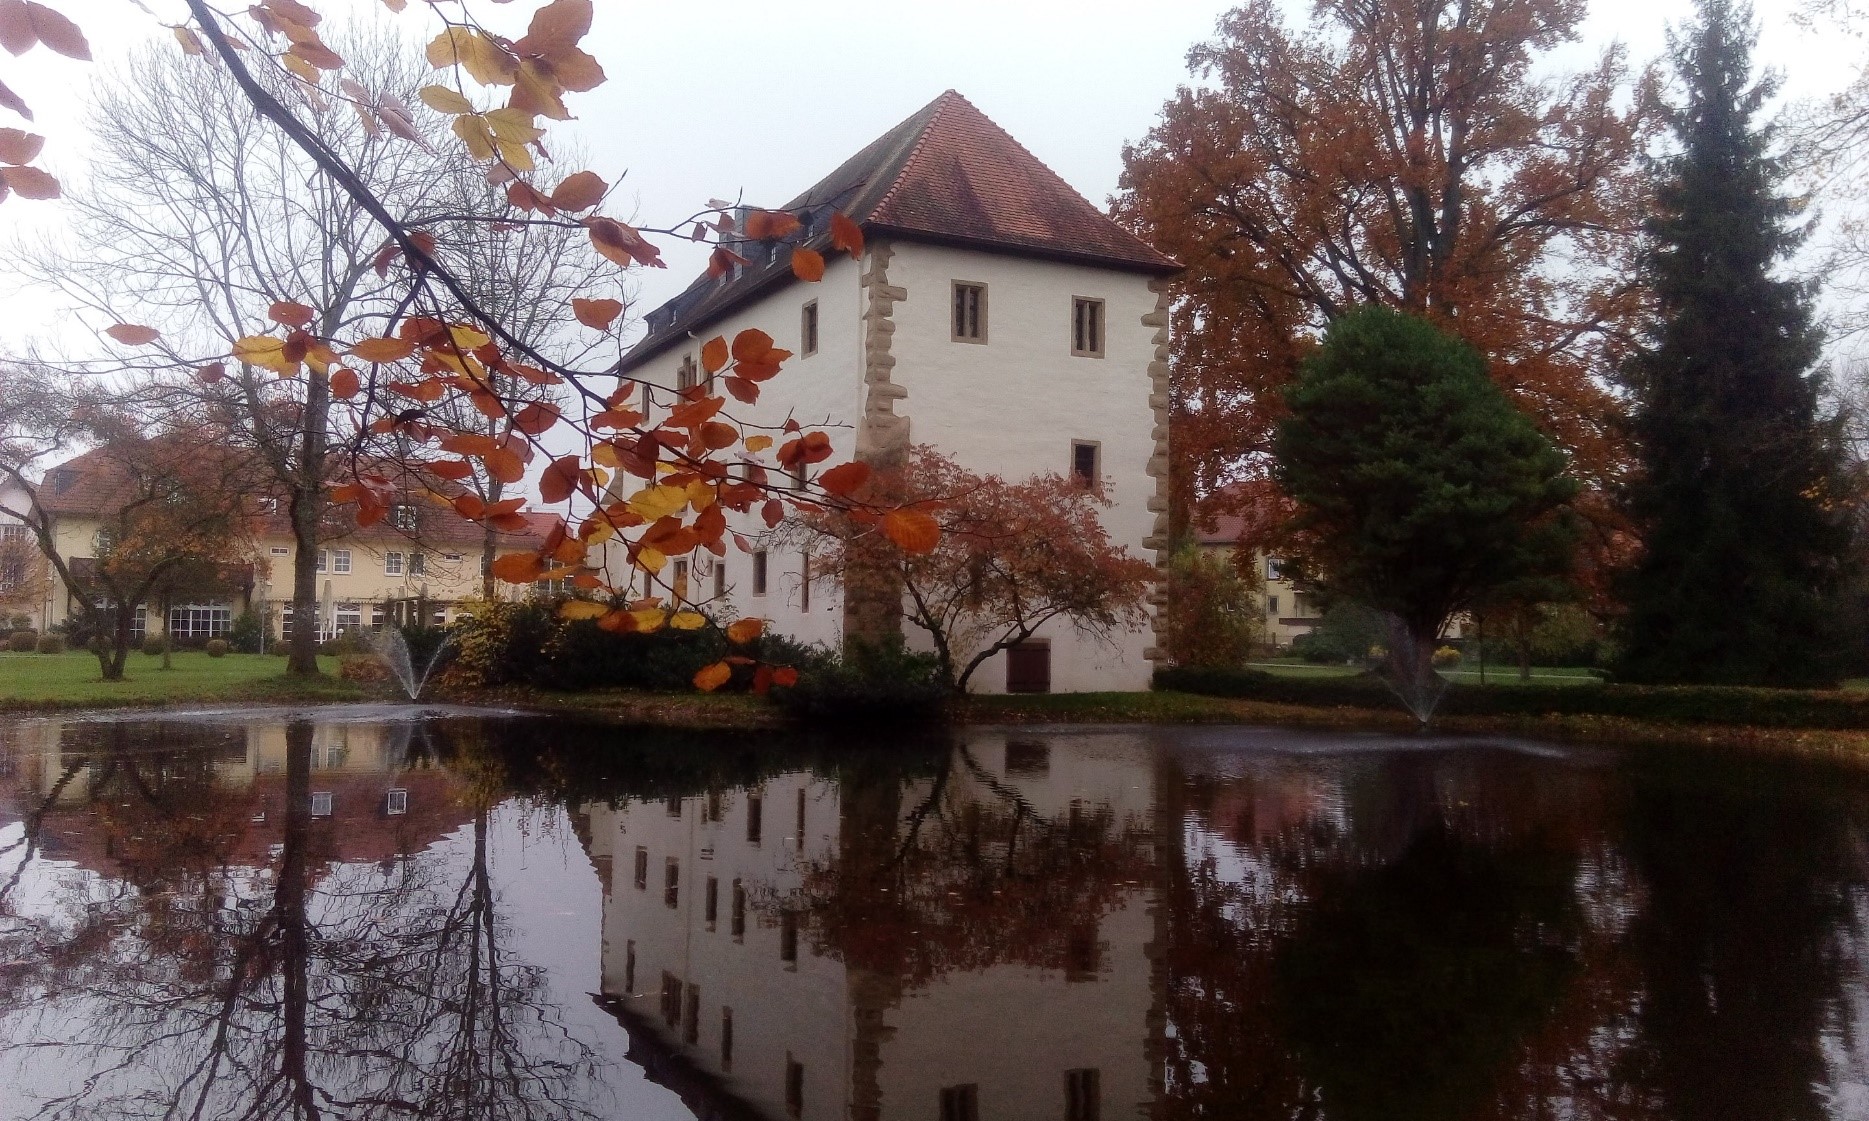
451, 597, 734, 692
1432, 645, 1462, 668
771, 637, 947, 723
204, 639, 229, 658
1153, 665, 1869, 730
35, 634, 64, 654
6, 630, 38, 653
338, 653, 389, 683
142, 636, 167, 657
227, 609, 264, 654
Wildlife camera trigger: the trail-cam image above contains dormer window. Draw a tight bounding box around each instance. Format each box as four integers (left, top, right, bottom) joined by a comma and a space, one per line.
49, 469, 75, 494
392, 504, 417, 532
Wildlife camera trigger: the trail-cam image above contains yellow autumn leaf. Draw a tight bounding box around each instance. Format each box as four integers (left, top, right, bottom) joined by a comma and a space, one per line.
630, 607, 667, 632
670, 611, 707, 631
484, 107, 544, 145
627, 485, 689, 522
635, 547, 667, 574
448, 324, 492, 350
581, 519, 615, 546
559, 599, 609, 620
744, 435, 773, 453
418, 84, 474, 115
234, 335, 295, 375
452, 115, 496, 160
726, 618, 765, 644
496, 140, 535, 173
426, 27, 517, 86
685, 480, 716, 510
591, 442, 620, 468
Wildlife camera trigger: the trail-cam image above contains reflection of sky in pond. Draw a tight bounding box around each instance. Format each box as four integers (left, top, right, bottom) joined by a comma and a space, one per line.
5, 713, 1869, 1119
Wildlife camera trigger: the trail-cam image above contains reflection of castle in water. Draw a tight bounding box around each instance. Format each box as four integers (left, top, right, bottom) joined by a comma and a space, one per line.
581, 732, 1178, 1121
0, 716, 472, 876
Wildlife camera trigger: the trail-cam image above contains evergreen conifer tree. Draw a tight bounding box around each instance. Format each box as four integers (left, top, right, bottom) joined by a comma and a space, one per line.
1616, 0, 1853, 687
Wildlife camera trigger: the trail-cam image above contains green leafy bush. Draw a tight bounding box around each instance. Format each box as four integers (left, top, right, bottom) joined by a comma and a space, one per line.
7, 630, 39, 653
141, 636, 166, 657
35, 634, 64, 654
1432, 646, 1462, 668
771, 636, 946, 723
227, 609, 264, 653
204, 639, 229, 658
1161, 543, 1262, 668
1291, 601, 1388, 664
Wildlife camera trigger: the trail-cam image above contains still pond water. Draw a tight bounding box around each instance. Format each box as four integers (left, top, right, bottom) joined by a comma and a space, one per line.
3, 707, 1869, 1119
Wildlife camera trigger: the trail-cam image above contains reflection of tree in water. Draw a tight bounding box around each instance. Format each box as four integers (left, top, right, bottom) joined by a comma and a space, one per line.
1611, 751, 1869, 1121
783, 745, 1156, 986
1157, 754, 1641, 1121
0, 719, 603, 1120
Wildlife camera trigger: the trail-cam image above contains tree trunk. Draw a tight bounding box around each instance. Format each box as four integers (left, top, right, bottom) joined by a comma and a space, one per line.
481, 519, 498, 600
105, 603, 132, 682
160, 590, 173, 670
286, 370, 330, 676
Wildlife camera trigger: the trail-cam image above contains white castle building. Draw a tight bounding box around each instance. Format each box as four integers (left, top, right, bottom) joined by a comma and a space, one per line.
609, 91, 1178, 693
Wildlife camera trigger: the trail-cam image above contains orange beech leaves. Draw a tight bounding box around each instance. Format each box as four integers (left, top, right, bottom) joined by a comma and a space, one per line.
1117, 0, 1657, 555
8, 0, 925, 689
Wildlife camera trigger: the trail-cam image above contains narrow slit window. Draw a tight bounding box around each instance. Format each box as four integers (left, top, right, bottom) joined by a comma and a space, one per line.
624, 940, 636, 992
780, 910, 798, 964
705, 876, 719, 930
800, 553, 811, 612
664, 857, 680, 909
672, 559, 689, 603
634, 846, 648, 890
952, 281, 986, 342
786, 1057, 805, 1119
731, 879, 746, 939
721, 1008, 734, 1071
795, 787, 807, 843
714, 561, 726, 598
801, 300, 819, 356
1072, 297, 1105, 357
752, 550, 769, 596
941, 1085, 980, 1121
1071, 441, 1101, 489
1065, 1068, 1101, 1121
677, 354, 698, 392
747, 792, 763, 844
683, 984, 700, 1044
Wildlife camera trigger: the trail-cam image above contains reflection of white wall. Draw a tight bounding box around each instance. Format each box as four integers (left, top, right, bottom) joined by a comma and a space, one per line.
587, 772, 850, 1120
585, 733, 1161, 1121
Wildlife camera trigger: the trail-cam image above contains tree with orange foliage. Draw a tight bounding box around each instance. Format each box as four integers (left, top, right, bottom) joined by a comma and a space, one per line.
1116, 0, 1655, 546
790, 447, 1157, 692
0, 0, 914, 694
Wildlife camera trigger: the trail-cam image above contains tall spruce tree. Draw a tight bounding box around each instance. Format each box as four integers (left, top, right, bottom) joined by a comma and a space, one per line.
1616, 0, 1853, 687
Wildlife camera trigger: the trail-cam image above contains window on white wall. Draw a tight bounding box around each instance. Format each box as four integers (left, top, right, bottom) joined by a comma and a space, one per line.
752, 550, 768, 596
952, 281, 986, 342
1072, 297, 1105, 357
801, 300, 818, 356
677, 354, 698, 392
1071, 441, 1101, 490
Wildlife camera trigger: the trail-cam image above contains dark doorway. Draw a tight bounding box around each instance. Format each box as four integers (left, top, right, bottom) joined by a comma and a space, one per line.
1006, 641, 1052, 694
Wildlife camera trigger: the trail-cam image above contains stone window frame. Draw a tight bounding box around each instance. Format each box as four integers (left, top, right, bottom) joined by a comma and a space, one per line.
801, 299, 819, 357
952, 280, 988, 343
1070, 440, 1102, 490
1071, 296, 1106, 358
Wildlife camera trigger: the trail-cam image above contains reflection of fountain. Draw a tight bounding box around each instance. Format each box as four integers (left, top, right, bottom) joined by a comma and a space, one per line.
369, 628, 452, 702
1374, 613, 1450, 726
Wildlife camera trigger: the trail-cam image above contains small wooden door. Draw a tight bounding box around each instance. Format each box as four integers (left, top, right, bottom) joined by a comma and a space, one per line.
1006, 641, 1052, 694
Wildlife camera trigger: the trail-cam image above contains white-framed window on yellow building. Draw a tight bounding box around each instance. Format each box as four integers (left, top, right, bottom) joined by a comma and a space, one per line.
385, 552, 404, 576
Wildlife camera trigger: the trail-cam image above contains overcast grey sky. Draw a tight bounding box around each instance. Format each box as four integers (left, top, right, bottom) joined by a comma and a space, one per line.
0, 0, 1860, 350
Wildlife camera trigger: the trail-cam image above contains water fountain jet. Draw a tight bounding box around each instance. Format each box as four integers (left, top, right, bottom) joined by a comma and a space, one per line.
369, 626, 452, 701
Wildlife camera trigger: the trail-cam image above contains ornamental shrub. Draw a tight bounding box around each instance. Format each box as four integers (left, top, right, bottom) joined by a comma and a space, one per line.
7, 630, 39, 652
1161, 543, 1261, 669
35, 634, 64, 654
227, 609, 264, 654
1432, 646, 1462, 668
770, 636, 946, 723
142, 636, 167, 656
205, 639, 229, 658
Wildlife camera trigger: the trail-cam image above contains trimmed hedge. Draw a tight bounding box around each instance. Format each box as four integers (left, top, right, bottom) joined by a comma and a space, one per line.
6, 630, 38, 653
35, 634, 64, 654
1154, 665, 1869, 730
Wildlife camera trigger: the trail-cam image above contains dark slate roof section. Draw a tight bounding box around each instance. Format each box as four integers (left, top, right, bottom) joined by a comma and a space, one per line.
620, 90, 1179, 373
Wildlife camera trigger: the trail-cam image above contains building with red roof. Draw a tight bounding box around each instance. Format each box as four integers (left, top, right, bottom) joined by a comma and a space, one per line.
611, 91, 1178, 693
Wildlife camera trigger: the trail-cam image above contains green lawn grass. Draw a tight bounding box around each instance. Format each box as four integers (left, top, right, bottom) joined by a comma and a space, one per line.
1250, 656, 1604, 686
0, 650, 362, 710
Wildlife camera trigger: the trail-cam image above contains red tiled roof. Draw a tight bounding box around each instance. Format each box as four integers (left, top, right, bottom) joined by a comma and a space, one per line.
621, 90, 1179, 372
